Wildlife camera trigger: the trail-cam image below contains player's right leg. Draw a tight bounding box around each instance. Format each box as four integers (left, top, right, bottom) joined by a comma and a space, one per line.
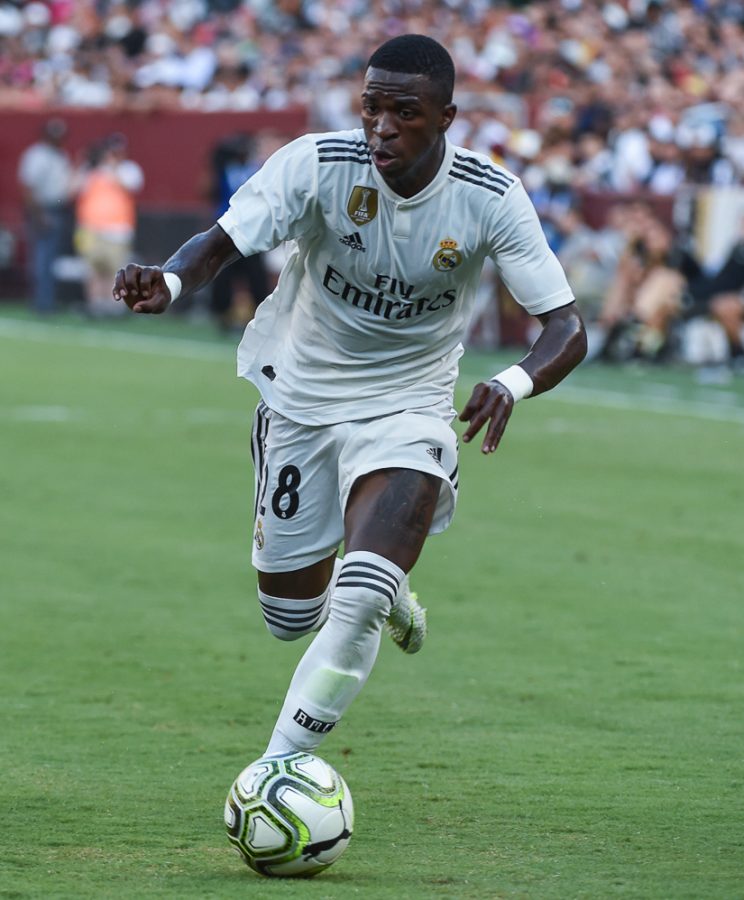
264, 467, 440, 756
263, 403, 459, 755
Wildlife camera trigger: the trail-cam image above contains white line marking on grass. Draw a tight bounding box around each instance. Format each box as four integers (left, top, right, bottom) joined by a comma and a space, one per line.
1, 404, 247, 427
550, 385, 744, 426
3, 317, 743, 425
0, 317, 233, 362
9, 405, 80, 422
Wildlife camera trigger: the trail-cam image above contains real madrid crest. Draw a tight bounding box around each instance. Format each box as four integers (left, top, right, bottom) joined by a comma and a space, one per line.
254, 519, 265, 551
347, 185, 378, 226
432, 238, 463, 272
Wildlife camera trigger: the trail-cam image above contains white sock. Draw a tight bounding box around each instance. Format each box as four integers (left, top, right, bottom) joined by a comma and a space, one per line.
265, 551, 404, 755
258, 590, 329, 641
257, 558, 342, 641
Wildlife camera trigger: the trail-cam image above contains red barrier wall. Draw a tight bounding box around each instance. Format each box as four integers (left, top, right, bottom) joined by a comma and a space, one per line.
0, 108, 309, 228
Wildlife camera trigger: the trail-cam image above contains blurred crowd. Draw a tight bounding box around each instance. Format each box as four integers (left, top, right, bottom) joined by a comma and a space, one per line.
18, 119, 144, 316
5, 0, 744, 368
2, 1, 744, 149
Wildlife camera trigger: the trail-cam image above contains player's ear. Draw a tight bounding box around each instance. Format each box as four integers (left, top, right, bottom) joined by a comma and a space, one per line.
440, 103, 457, 133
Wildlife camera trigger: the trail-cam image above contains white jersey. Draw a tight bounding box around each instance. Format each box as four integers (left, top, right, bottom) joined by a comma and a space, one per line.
218, 128, 574, 426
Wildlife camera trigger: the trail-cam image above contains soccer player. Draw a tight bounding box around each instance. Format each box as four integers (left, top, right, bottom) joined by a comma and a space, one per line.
113, 35, 587, 757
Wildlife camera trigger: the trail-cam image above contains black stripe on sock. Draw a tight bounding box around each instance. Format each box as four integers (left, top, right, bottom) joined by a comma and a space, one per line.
262, 612, 321, 633
260, 600, 327, 623
337, 567, 399, 592
337, 571, 399, 598
341, 560, 400, 586
334, 579, 396, 604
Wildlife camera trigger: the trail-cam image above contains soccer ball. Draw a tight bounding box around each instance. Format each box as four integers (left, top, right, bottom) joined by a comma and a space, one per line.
224, 752, 353, 877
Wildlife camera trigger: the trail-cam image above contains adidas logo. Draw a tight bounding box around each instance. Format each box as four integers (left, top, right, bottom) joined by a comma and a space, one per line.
426, 446, 443, 464
339, 231, 365, 252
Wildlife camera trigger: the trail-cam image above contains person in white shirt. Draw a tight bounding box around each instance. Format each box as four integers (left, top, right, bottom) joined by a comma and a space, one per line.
113, 35, 587, 758
17, 118, 73, 313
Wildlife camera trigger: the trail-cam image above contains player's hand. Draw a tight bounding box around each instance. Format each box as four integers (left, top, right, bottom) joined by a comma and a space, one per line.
458, 381, 515, 454
113, 264, 172, 314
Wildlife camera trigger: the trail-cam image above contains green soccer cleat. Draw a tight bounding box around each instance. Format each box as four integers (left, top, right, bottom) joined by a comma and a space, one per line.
385, 576, 427, 654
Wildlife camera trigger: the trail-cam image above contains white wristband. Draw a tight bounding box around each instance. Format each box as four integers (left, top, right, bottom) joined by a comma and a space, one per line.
162, 272, 182, 304
490, 365, 534, 402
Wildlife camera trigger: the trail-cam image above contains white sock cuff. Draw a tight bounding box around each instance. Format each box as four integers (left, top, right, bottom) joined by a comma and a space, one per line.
258, 589, 329, 641
336, 551, 405, 609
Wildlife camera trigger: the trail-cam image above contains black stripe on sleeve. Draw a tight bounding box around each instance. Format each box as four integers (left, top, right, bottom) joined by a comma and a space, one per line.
449, 171, 506, 195
317, 137, 369, 147
454, 153, 515, 184
451, 159, 513, 190
319, 155, 371, 165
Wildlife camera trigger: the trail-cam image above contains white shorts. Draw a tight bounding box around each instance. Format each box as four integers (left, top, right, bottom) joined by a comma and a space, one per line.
250, 401, 460, 572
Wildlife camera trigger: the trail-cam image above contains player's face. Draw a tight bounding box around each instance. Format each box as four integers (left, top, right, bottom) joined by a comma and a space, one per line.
361, 68, 456, 198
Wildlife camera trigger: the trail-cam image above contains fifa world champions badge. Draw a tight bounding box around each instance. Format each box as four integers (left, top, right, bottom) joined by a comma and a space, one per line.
347, 186, 378, 226
432, 238, 463, 272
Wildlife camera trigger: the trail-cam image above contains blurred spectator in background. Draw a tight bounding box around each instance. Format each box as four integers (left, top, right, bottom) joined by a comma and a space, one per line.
16, 118, 72, 313
677, 120, 738, 187
73, 133, 144, 317
557, 204, 626, 335
683, 219, 744, 368
524, 141, 578, 254
642, 116, 685, 195
597, 203, 689, 362
208, 132, 269, 331
573, 132, 615, 191
722, 110, 744, 180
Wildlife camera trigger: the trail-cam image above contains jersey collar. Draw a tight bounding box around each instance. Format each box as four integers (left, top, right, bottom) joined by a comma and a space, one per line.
368, 137, 456, 206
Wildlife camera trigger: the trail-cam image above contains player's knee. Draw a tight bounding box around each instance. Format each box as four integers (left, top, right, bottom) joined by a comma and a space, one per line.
257, 588, 329, 642
264, 621, 307, 642
330, 557, 399, 631
331, 584, 389, 627
330, 554, 401, 631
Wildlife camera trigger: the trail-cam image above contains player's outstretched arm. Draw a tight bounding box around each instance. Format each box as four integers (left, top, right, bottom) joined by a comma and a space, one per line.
460, 303, 587, 454
113, 224, 241, 314
519, 302, 588, 396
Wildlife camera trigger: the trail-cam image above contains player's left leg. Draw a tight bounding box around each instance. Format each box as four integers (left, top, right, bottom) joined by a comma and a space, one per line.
251, 403, 435, 648
257, 555, 340, 641
264, 468, 440, 756
250, 403, 345, 641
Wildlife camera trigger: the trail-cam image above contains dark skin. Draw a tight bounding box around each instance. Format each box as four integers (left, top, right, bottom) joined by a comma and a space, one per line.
113, 67, 587, 599
361, 67, 456, 198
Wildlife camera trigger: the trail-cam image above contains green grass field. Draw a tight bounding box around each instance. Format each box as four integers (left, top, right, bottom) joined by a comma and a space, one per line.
1, 307, 743, 899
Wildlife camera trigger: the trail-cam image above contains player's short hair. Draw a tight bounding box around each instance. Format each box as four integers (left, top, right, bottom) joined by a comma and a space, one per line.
367, 35, 455, 105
